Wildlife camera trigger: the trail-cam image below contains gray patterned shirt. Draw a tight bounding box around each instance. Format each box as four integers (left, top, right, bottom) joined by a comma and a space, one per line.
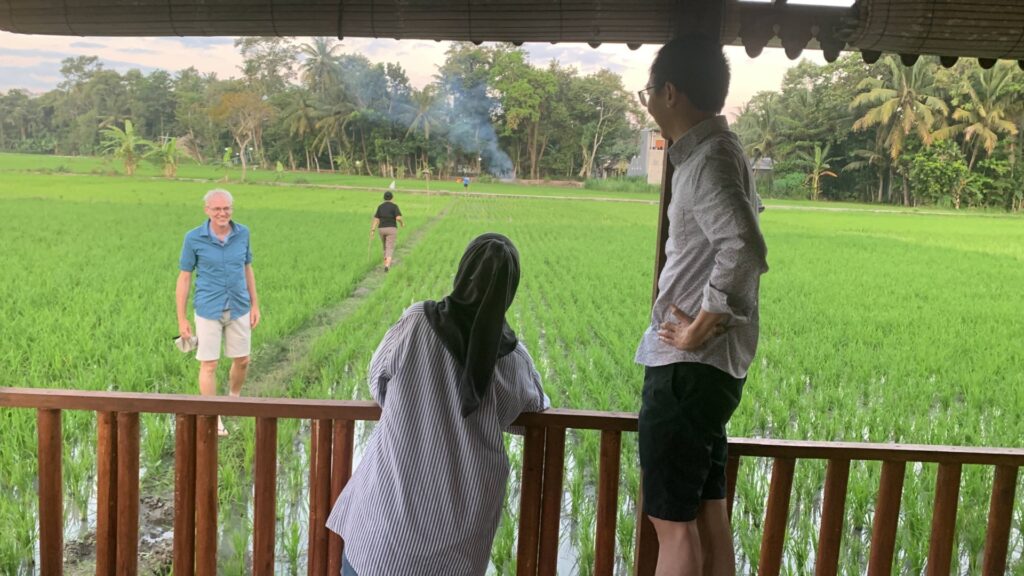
635, 116, 768, 378
327, 302, 548, 576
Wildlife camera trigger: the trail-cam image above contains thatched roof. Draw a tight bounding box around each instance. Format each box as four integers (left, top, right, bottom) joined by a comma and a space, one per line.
1, 0, 1022, 67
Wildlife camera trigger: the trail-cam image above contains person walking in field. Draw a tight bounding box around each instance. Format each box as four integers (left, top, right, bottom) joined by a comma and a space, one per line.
327, 233, 549, 576
176, 189, 261, 437
634, 36, 768, 576
370, 191, 404, 272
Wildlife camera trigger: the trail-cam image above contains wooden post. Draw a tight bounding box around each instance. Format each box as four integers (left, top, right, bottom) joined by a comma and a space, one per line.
328, 419, 356, 575
758, 457, 796, 576
516, 426, 546, 576
538, 427, 566, 576
96, 411, 118, 576
815, 459, 850, 576
982, 465, 1018, 575
868, 461, 906, 575
116, 412, 140, 576
594, 431, 623, 576
38, 409, 63, 576
308, 419, 333, 576
253, 417, 277, 576
194, 415, 218, 576
173, 414, 197, 576
926, 463, 961, 575
726, 455, 740, 520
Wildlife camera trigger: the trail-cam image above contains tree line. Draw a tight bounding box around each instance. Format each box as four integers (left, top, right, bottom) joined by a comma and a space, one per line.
0, 38, 641, 182
734, 54, 1024, 211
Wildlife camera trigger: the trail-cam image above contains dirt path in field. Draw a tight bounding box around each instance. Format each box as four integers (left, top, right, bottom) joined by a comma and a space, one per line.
242, 207, 448, 397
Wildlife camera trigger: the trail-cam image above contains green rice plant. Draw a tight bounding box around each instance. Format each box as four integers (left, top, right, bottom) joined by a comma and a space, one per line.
491, 506, 517, 575
281, 518, 302, 573
575, 499, 596, 576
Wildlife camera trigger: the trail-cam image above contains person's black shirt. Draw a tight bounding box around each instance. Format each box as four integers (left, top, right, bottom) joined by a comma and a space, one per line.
375, 202, 402, 228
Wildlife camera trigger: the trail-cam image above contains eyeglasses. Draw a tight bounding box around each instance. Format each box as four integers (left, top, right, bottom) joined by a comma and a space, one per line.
637, 85, 658, 106
207, 206, 233, 213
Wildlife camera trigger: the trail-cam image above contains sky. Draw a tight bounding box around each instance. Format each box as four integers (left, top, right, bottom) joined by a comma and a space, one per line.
0, 32, 832, 117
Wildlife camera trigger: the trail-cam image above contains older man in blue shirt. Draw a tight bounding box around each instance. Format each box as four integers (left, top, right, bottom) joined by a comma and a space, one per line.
176, 189, 261, 436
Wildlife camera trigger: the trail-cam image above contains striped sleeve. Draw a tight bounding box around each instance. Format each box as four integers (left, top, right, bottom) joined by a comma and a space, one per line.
503, 344, 548, 434
368, 313, 410, 406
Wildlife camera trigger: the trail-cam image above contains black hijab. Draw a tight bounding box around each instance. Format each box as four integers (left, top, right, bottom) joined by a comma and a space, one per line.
423, 233, 520, 417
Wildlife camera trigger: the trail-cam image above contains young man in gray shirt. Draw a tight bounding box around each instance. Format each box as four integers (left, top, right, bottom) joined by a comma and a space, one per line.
635, 36, 768, 575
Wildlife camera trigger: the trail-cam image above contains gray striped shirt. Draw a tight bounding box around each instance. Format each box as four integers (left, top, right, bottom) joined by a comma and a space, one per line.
635, 116, 769, 378
327, 302, 548, 576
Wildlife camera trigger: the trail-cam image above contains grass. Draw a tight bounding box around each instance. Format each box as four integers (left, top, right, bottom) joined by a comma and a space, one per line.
1, 152, 1023, 574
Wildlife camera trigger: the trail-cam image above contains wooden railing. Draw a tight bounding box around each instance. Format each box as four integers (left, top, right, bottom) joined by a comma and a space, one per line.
2, 387, 1022, 575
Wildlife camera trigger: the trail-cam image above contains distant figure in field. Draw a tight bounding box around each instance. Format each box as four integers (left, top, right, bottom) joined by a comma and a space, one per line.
462, 175, 470, 189
327, 233, 549, 576
635, 36, 768, 575
371, 191, 404, 272
176, 189, 261, 437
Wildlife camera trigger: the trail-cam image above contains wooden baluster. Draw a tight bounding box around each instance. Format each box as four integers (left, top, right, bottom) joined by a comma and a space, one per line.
982, 465, 1018, 574
926, 463, 961, 575
173, 414, 197, 576
328, 420, 356, 575
538, 427, 566, 576
116, 412, 140, 576
253, 417, 277, 576
308, 419, 333, 576
758, 457, 796, 576
516, 426, 546, 576
633, 477, 658, 576
726, 455, 740, 520
815, 459, 850, 576
194, 415, 218, 576
594, 430, 622, 576
38, 409, 63, 576
867, 461, 906, 575
96, 411, 118, 576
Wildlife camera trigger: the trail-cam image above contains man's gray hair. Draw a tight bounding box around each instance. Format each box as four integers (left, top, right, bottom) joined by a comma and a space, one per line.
204, 189, 233, 205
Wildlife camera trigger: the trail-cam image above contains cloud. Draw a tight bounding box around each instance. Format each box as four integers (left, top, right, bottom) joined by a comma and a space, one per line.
0, 64, 63, 93
175, 37, 234, 49
69, 41, 106, 49
116, 47, 160, 55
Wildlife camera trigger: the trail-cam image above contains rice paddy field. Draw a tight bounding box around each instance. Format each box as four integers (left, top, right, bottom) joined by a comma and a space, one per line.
0, 152, 1022, 574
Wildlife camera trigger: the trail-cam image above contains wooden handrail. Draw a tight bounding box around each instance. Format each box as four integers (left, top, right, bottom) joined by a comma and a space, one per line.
4, 388, 1022, 464
2, 387, 1023, 576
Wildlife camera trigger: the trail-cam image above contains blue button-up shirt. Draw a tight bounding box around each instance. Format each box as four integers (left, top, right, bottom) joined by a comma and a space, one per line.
179, 220, 253, 321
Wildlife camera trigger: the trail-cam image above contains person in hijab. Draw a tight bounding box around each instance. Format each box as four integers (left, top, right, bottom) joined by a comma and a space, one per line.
326, 233, 549, 576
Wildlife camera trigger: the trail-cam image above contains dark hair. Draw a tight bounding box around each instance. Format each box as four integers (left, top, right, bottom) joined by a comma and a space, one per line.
383, 191, 393, 201
650, 35, 730, 113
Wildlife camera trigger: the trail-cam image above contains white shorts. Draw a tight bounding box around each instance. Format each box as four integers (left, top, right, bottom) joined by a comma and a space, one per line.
195, 310, 251, 362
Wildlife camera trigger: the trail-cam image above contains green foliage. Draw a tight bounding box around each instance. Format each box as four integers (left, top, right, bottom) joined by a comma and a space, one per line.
908, 139, 971, 207
100, 119, 153, 176
765, 171, 808, 199
583, 176, 657, 194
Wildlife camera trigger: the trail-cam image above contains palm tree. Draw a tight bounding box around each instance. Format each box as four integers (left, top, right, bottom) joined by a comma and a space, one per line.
851, 56, 948, 205
299, 37, 341, 97
145, 138, 182, 178
934, 62, 1019, 171
403, 85, 442, 173
315, 101, 355, 172
796, 142, 838, 201
281, 90, 321, 169
844, 143, 890, 203
100, 119, 152, 176
737, 93, 788, 196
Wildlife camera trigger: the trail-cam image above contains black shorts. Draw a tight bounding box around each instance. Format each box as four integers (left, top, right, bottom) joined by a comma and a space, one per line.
639, 362, 744, 522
